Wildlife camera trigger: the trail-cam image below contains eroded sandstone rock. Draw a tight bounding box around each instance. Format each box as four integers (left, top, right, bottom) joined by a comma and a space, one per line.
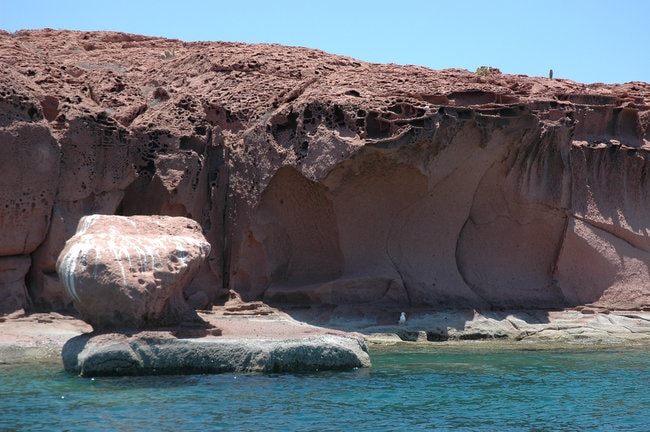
0, 122, 59, 256
56, 215, 211, 329
2, 29, 650, 316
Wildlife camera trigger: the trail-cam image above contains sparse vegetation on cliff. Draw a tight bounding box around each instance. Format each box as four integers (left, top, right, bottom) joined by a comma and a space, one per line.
476, 66, 491, 76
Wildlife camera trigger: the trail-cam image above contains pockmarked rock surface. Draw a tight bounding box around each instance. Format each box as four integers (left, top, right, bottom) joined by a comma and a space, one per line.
2, 29, 650, 318
56, 215, 211, 329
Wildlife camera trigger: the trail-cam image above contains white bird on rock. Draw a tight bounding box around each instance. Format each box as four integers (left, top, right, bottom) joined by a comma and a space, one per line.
398, 312, 407, 325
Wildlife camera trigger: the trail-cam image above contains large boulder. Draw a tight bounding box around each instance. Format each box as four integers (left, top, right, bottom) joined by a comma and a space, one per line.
62, 331, 371, 376
56, 215, 211, 329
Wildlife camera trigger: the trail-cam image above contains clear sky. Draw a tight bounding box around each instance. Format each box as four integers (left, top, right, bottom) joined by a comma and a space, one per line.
1, 0, 648, 84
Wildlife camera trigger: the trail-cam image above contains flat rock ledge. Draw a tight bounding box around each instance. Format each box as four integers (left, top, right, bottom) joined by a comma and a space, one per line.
62, 331, 370, 377
5, 305, 650, 371
357, 309, 650, 345
60, 299, 371, 377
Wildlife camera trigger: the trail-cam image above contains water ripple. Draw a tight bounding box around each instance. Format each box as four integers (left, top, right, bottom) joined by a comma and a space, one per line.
1, 346, 649, 431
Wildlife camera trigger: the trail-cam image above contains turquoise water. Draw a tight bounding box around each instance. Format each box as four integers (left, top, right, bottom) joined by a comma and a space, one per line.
1, 344, 649, 431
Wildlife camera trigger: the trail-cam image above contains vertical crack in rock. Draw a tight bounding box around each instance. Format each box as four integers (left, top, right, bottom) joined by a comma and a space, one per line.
549, 213, 571, 305
454, 156, 503, 308
454, 115, 572, 309
385, 215, 411, 306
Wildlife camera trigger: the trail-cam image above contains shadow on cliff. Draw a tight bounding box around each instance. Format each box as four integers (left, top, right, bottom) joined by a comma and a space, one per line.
275, 303, 555, 339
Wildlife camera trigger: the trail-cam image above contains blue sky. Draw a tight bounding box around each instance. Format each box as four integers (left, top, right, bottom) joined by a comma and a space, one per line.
1, 0, 648, 84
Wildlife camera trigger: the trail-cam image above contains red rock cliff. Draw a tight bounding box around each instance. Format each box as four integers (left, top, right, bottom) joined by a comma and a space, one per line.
1, 29, 649, 313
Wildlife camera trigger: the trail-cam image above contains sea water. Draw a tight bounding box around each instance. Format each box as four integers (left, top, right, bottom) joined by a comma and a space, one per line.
1, 344, 649, 431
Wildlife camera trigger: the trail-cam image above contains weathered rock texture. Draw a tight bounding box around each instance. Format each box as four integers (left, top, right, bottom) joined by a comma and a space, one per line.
56, 215, 210, 329
62, 331, 370, 376
2, 29, 650, 314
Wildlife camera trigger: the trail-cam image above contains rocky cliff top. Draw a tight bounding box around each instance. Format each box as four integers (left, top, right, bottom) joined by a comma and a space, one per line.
4, 29, 649, 200
3, 29, 648, 136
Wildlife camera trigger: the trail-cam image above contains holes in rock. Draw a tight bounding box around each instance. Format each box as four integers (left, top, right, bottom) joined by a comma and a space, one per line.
333, 105, 345, 125
303, 105, 313, 120
153, 87, 169, 102
180, 135, 205, 154
365, 111, 392, 139
40, 95, 59, 121
456, 109, 474, 120
557, 94, 620, 106
396, 330, 421, 341
497, 106, 524, 117
27, 106, 39, 120
109, 81, 125, 93
409, 118, 425, 128
295, 141, 309, 162
272, 111, 299, 140
447, 90, 497, 106
387, 103, 426, 119
425, 331, 448, 341
177, 96, 196, 111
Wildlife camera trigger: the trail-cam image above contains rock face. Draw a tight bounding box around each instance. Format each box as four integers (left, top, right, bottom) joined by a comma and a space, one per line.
0, 255, 31, 313
2, 29, 650, 315
56, 215, 211, 329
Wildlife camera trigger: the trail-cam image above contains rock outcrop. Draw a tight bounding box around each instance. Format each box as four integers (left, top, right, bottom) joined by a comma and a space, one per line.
62, 331, 370, 376
56, 215, 210, 329
2, 29, 650, 317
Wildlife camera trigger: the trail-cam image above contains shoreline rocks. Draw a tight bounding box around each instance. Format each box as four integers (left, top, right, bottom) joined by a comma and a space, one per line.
6, 305, 650, 372
62, 331, 370, 376
59, 303, 373, 376
366, 310, 650, 346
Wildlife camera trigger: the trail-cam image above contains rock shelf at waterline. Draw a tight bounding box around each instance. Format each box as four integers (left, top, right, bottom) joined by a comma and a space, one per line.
4, 305, 650, 373
3, 30, 650, 370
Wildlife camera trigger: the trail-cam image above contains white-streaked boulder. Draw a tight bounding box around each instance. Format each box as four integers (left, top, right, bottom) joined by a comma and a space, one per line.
56, 215, 211, 329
